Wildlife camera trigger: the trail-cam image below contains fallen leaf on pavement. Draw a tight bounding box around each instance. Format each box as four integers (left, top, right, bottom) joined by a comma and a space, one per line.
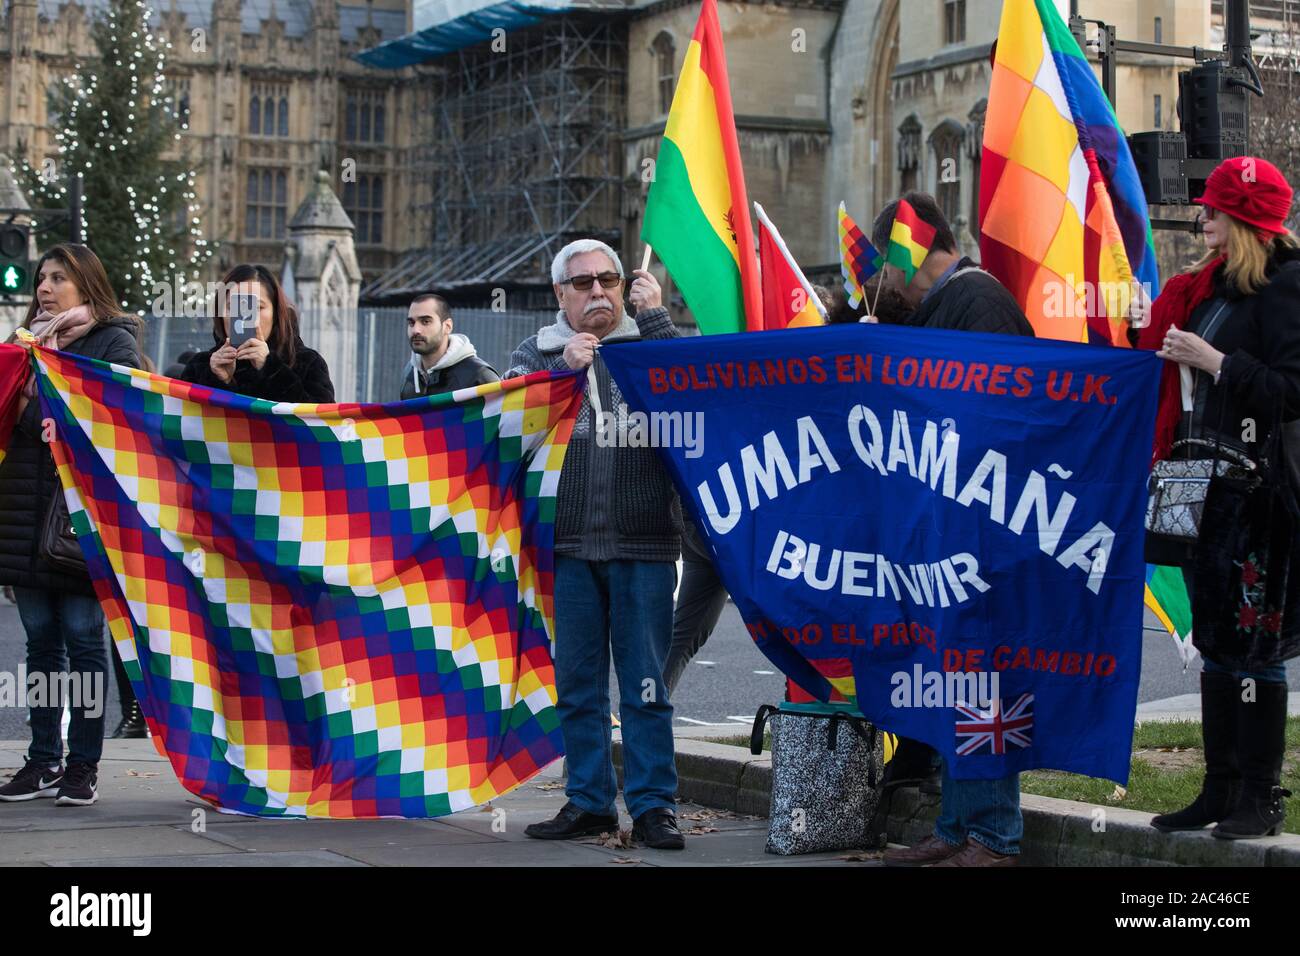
686, 826, 719, 834
680, 810, 716, 822
534, 782, 564, 791
125, 769, 159, 778
610, 857, 642, 865
837, 853, 879, 862
590, 829, 633, 849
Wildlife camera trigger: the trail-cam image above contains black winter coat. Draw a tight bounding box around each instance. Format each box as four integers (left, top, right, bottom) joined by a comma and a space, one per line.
181, 339, 335, 403
902, 257, 1036, 337
0, 316, 142, 594
398, 353, 498, 401
1179, 244, 1300, 458
1179, 245, 1300, 659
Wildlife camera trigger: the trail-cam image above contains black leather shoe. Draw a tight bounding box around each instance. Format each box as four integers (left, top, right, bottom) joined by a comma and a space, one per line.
110, 701, 148, 739
918, 765, 943, 796
632, 807, 686, 850
524, 801, 619, 840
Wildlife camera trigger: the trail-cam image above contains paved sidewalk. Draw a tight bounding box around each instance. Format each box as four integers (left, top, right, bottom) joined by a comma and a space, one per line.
0, 739, 877, 868
1136, 692, 1300, 724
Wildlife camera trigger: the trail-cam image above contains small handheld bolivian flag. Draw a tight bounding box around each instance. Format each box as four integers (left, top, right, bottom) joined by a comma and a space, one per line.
886, 198, 937, 285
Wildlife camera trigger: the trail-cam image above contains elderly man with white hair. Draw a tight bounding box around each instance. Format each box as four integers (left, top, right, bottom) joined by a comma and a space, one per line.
508, 239, 685, 850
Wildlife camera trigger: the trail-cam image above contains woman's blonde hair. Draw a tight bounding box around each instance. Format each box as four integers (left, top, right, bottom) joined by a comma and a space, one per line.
1189, 213, 1300, 294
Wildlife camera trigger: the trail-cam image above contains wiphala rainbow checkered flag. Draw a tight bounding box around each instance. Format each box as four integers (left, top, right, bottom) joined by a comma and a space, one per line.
31, 344, 583, 818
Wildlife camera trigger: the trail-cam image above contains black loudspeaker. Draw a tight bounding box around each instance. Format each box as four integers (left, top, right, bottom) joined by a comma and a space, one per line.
1178, 61, 1250, 161
1129, 131, 1188, 205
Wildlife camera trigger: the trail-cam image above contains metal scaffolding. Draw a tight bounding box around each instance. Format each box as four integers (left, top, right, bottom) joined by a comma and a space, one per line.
363, 13, 628, 305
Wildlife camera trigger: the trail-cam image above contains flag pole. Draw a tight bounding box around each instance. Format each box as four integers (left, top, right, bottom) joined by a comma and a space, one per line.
640, 246, 653, 273
867, 274, 884, 321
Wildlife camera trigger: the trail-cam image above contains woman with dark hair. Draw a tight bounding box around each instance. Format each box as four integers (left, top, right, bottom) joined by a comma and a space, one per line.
1143, 156, 1300, 840
181, 263, 334, 403
0, 243, 143, 807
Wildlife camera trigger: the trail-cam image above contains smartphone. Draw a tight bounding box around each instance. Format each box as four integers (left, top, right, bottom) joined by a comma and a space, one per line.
228, 293, 259, 347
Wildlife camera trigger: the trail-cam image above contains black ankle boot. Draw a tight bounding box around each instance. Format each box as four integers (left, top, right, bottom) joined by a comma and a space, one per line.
1213, 679, 1290, 840
1152, 671, 1240, 832
1213, 784, 1292, 839
110, 700, 147, 739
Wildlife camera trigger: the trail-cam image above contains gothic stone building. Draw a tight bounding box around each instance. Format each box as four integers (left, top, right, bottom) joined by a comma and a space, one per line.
0, 0, 411, 280
360, 0, 1223, 317
0, 1, 1272, 318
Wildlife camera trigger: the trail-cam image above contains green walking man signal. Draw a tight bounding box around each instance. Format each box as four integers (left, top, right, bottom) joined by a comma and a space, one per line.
0, 223, 31, 296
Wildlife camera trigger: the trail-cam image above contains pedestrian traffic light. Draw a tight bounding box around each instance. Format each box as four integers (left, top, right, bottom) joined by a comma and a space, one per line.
0, 223, 30, 296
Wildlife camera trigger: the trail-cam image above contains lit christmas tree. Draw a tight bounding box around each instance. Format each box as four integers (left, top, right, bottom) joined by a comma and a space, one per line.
15, 0, 212, 314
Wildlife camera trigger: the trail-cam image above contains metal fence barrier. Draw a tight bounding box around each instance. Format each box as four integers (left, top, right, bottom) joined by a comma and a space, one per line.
142, 307, 559, 402
353, 307, 556, 403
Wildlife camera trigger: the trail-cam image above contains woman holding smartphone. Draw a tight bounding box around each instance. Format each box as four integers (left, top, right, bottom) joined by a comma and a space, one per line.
181, 263, 335, 403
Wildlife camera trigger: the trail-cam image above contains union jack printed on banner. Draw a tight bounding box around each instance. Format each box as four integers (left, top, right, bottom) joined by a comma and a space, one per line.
954, 694, 1034, 756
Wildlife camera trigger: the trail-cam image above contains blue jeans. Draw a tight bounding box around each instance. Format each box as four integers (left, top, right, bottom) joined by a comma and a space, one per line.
1202, 656, 1288, 684
934, 760, 1023, 856
554, 556, 678, 819
16, 587, 108, 767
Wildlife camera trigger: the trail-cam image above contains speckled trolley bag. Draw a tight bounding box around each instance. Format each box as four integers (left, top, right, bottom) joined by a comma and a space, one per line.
751, 702, 888, 855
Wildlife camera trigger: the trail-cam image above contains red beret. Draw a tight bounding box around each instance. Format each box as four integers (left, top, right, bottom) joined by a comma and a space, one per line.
1196, 156, 1294, 236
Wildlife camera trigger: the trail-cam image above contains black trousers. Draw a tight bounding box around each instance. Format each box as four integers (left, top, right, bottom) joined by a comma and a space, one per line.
663, 520, 730, 696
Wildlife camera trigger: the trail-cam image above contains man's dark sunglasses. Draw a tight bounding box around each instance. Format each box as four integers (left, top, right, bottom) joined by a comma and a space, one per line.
561, 272, 623, 291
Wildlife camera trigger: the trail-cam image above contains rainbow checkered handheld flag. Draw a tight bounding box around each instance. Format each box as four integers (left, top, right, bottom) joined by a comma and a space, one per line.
32, 345, 584, 818
838, 202, 881, 308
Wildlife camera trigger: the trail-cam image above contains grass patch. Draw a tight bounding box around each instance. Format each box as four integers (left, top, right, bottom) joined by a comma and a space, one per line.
710, 717, 1300, 835
1022, 716, 1300, 836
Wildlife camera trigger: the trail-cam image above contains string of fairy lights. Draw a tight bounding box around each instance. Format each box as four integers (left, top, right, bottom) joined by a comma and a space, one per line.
15, 0, 212, 314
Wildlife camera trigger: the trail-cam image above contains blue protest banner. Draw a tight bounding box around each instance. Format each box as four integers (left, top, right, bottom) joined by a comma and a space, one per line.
601, 324, 1160, 783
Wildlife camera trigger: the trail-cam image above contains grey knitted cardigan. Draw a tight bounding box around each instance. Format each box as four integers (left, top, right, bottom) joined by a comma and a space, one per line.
507, 306, 682, 562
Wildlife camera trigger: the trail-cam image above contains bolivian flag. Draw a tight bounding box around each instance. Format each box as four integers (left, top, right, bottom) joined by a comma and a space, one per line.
885, 198, 937, 285
642, 0, 762, 335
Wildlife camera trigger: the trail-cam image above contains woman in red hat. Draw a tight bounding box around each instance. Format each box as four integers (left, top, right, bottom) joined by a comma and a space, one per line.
1140, 156, 1299, 840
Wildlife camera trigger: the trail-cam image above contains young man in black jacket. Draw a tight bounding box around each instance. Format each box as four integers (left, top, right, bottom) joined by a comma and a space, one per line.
400, 293, 499, 399
870, 192, 1034, 868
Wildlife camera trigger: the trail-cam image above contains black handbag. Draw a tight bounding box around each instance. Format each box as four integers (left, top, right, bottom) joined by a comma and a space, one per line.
40, 481, 88, 575
1145, 363, 1257, 552
1192, 412, 1300, 669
